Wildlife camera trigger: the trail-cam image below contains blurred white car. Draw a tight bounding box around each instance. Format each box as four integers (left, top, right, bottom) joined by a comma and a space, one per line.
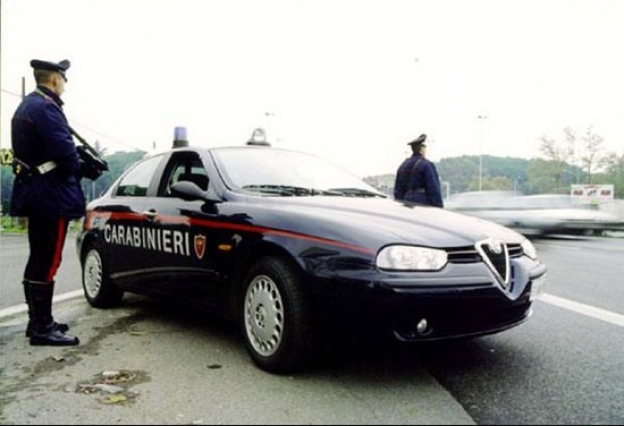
446, 192, 623, 237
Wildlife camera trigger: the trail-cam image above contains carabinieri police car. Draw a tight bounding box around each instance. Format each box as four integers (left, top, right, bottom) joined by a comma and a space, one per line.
77, 128, 547, 374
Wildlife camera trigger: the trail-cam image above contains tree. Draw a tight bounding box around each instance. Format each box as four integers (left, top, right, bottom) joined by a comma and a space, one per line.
538, 135, 571, 190
600, 153, 624, 198
541, 126, 608, 185
579, 126, 605, 184
1, 164, 12, 215
2, 150, 147, 210
437, 156, 480, 194
84, 150, 146, 200
563, 127, 580, 183
526, 159, 561, 194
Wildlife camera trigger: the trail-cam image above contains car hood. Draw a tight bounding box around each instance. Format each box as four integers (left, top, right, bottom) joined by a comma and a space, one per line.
239, 196, 525, 249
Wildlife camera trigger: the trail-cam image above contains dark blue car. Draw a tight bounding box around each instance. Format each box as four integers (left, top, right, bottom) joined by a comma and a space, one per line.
77, 143, 547, 374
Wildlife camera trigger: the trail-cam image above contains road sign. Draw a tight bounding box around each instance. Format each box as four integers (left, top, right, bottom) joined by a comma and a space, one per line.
571, 184, 615, 204
0, 148, 14, 166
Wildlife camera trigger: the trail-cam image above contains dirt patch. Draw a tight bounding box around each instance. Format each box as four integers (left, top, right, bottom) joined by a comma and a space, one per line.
76, 369, 151, 405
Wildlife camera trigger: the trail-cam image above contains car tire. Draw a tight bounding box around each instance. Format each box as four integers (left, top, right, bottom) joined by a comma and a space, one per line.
241, 256, 314, 375
82, 245, 124, 309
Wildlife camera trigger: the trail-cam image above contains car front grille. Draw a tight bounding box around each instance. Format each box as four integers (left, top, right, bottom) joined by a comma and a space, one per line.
447, 243, 522, 263
446, 242, 523, 290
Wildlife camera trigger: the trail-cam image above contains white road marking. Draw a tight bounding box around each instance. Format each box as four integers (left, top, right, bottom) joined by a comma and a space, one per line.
2, 291, 623, 332
539, 293, 624, 327
0, 290, 83, 319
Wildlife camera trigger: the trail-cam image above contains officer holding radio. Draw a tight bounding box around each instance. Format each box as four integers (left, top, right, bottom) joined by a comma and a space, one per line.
10, 58, 103, 346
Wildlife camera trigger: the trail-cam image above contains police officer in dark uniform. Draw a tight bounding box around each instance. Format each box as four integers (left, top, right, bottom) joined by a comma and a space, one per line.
394, 134, 444, 207
10, 59, 86, 346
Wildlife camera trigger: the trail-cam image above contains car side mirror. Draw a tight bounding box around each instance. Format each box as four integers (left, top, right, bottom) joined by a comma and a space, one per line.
170, 181, 210, 202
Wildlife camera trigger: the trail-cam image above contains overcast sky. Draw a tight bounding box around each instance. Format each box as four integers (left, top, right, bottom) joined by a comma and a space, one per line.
2, 0, 623, 177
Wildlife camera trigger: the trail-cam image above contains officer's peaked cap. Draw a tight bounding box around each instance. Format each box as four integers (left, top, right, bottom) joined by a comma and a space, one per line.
30, 59, 70, 78
407, 133, 427, 146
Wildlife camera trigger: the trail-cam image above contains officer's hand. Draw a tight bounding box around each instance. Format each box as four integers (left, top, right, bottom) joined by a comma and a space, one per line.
80, 160, 103, 181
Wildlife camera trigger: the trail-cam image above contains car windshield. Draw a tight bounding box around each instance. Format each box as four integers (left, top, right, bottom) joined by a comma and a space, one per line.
211, 147, 385, 197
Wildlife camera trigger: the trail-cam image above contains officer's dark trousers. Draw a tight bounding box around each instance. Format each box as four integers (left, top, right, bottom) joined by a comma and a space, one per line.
22, 214, 78, 346
24, 214, 69, 284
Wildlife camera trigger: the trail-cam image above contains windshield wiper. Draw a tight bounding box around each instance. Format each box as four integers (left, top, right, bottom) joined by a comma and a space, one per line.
328, 188, 386, 198
242, 185, 345, 197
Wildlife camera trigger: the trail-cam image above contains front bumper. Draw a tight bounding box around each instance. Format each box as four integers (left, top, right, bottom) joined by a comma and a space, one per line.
308, 256, 547, 342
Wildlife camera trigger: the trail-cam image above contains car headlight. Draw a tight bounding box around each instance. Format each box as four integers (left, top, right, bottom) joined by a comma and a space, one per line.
376, 245, 448, 271
521, 239, 539, 260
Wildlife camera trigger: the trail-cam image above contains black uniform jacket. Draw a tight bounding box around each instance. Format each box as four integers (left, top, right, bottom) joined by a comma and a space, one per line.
394, 154, 444, 207
10, 86, 86, 219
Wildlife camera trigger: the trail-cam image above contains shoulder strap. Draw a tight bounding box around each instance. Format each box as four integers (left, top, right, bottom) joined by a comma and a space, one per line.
411, 157, 423, 172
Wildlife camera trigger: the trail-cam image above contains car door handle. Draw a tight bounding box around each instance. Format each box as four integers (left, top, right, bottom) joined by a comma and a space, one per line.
143, 209, 158, 220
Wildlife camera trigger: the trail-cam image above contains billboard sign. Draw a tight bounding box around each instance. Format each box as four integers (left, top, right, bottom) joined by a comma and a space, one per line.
0, 148, 14, 166
571, 184, 615, 204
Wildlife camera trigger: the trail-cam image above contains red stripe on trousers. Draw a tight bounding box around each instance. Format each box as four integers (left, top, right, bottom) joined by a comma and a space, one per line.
46, 218, 68, 282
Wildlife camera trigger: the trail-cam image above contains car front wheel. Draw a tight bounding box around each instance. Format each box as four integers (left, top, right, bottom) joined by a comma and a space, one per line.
241, 256, 314, 374
82, 245, 123, 308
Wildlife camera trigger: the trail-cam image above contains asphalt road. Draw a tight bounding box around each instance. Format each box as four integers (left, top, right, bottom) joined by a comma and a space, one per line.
0, 232, 81, 308
0, 231, 473, 425
1, 232, 623, 424
419, 236, 624, 425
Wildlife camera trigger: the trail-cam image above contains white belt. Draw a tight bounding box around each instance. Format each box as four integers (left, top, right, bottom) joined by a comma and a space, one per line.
36, 161, 58, 174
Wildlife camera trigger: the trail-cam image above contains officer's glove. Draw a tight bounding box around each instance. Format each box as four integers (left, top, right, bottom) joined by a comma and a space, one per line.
80, 160, 103, 181
77, 146, 107, 181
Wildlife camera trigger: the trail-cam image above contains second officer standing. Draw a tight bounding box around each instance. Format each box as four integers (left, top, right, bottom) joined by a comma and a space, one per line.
394, 134, 444, 208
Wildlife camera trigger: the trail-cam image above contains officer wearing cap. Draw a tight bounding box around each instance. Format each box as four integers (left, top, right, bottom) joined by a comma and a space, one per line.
394, 134, 444, 207
9, 59, 85, 346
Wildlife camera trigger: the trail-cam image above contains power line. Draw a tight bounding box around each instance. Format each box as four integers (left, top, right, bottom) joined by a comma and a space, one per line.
69, 121, 144, 152
1, 86, 145, 153
0, 88, 22, 97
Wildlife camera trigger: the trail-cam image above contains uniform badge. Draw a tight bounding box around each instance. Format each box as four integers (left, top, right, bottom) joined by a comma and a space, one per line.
194, 235, 207, 260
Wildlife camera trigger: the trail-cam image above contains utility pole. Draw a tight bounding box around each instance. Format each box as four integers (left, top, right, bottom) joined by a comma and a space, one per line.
477, 114, 488, 191
264, 112, 275, 142
442, 181, 450, 200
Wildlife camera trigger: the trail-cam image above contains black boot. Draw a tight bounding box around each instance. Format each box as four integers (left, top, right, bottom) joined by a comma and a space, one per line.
27, 282, 79, 346
23, 281, 69, 338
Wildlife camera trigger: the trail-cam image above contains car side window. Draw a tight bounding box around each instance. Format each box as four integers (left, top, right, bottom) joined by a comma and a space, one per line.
159, 152, 210, 197
115, 156, 162, 197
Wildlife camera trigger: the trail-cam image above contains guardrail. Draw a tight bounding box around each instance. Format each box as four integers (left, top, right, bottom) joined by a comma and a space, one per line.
601, 200, 624, 221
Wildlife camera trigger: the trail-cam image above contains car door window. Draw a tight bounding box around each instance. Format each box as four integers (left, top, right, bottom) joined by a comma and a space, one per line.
159, 152, 210, 197
115, 156, 162, 197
